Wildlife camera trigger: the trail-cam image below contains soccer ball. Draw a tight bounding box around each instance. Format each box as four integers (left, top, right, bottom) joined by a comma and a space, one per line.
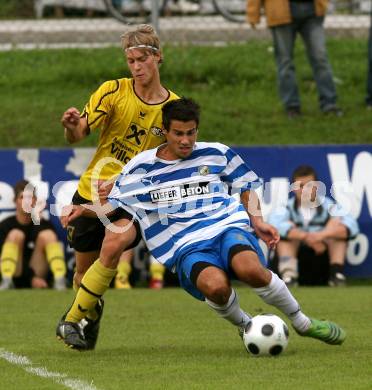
242, 314, 289, 357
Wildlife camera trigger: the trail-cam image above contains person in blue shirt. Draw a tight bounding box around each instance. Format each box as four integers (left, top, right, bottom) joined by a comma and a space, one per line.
268, 165, 359, 287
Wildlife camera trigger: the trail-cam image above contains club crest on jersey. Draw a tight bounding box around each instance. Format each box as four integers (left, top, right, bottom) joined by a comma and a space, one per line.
126, 123, 147, 146
150, 182, 210, 203
151, 126, 163, 137
141, 177, 158, 186
198, 165, 210, 176
67, 226, 75, 243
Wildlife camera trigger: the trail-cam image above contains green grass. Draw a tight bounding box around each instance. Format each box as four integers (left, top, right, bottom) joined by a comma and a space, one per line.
0, 287, 371, 389
0, 0, 34, 19
1, 38, 371, 147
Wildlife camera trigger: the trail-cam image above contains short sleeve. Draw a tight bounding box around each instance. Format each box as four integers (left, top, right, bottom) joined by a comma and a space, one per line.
82, 80, 120, 131
220, 147, 262, 194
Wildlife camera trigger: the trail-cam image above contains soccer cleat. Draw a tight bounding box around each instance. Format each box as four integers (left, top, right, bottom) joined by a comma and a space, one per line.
0, 277, 15, 290
82, 298, 104, 350
323, 106, 344, 117
149, 278, 163, 289
238, 319, 252, 340
56, 317, 89, 350
328, 273, 346, 287
238, 325, 245, 340
53, 276, 67, 291
296, 318, 346, 345
286, 106, 301, 119
115, 276, 132, 289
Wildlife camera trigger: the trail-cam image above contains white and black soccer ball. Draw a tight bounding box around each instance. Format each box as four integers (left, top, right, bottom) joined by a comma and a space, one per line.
242, 314, 289, 357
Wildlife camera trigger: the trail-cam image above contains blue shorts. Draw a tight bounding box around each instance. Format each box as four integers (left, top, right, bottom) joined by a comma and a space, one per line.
176, 227, 267, 301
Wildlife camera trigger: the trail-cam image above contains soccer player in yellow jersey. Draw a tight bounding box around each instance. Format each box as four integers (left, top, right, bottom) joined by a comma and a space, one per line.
57, 24, 178, 350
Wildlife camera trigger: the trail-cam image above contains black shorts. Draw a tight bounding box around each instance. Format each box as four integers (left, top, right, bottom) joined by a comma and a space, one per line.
66, 191, 142, 252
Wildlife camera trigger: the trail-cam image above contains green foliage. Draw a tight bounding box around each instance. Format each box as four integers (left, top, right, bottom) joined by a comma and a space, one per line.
0, 287, 371, 389
0, 0, 34, 18
0, 39, 371, 147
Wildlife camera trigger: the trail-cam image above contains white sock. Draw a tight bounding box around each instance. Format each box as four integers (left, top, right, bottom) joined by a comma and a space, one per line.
253, 271, 311, 333
205, 288, 251, 327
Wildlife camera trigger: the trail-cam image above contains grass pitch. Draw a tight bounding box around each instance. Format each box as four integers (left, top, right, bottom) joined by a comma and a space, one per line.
0, 286, 371, 390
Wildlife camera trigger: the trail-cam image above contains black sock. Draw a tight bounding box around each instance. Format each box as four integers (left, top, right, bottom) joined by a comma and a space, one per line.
330, 264, 344, 277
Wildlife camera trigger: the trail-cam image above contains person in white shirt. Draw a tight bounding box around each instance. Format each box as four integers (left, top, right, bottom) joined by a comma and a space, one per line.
268, 165, 359, 287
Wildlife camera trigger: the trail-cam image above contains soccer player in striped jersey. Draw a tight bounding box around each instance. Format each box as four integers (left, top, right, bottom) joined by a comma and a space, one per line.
60, 97, 346, 350
57, 24, 178, 349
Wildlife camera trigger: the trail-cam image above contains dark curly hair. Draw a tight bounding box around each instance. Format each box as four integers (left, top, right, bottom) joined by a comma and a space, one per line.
162, 97, 200, 131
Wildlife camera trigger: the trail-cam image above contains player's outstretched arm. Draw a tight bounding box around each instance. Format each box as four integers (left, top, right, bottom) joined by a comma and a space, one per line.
59, 202, 115, 228
61, 107, 89, 144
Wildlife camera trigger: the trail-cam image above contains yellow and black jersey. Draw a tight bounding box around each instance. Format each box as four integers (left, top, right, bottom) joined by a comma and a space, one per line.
77, 78, 179, 200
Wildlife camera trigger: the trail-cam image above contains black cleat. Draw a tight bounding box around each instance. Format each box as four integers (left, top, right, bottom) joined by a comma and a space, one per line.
323, 106, 344, 117
56, 317, 89, 351
328, 272, 346, 287
82, 298, 104, 350
286, 106, 302, 119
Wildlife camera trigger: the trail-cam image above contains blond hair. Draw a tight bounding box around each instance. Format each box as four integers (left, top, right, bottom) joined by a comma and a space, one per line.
121, 24, 163, 62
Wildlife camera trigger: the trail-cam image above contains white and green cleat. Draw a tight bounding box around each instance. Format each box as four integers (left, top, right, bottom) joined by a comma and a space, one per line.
298, 318, 346, 345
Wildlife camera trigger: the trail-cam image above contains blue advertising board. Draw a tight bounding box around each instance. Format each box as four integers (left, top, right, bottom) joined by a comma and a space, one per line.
0, 145, 371, 278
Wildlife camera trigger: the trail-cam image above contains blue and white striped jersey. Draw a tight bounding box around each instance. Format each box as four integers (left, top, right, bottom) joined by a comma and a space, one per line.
108, 142, 261, 271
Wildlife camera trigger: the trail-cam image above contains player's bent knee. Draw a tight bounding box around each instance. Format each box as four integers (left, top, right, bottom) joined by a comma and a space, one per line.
37, 229, 58, 244
207, 284, 231, 303
6, 228, 25, 244
199, 278, 230, 303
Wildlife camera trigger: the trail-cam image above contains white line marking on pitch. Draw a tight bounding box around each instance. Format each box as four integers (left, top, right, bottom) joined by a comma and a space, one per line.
0, 348, 100, 390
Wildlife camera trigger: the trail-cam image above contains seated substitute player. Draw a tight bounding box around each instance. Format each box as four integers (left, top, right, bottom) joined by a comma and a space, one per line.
268, 165, 359, 287
59, 98, 346, 350
59, 24, 179, 348
0, 180, 66, 290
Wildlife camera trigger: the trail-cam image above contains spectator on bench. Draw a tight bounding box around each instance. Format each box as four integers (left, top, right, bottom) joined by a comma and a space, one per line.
268, 165, 359, 287
0, 180, 67, 290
